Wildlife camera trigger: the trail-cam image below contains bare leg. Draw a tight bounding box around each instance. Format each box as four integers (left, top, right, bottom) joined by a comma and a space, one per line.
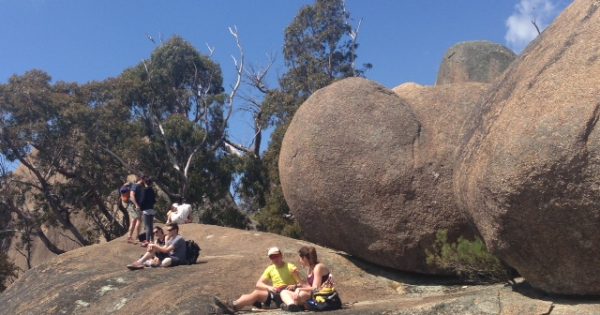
280, 290, 297, 305
132, 219, 141, 241
233, 289, 269, 309
297, 291, 312, 305
135, 251, 155, 265
127, 219, 135, 239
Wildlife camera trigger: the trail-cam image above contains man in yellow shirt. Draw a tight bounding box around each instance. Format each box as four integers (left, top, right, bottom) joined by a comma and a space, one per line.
214, 247, 301, 313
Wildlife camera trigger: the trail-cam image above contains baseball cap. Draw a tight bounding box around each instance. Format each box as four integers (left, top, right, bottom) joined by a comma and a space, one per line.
267, 247, 281, 256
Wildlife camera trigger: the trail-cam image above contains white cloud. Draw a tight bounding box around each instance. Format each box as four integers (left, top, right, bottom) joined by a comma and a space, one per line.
505, 0, 569, 53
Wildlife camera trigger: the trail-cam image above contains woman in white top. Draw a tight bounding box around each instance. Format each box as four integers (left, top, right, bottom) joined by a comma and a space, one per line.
166, 203, 192, 224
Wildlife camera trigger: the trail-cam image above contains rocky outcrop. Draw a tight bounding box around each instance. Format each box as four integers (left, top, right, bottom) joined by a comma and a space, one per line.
280, 77, 487, 274
3, 224, 600, 314
436, 41, 516, 85
454, 0, 600, 295
392, 82, 489, 249
6, 163, 92, 274
0, 224, 401, 314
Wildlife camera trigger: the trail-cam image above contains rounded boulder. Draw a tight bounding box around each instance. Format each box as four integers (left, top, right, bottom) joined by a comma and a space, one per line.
436, 41, 516, 85
280, 77, 482, 273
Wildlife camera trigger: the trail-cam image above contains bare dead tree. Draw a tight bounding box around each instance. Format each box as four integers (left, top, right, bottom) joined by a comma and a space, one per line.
223, 52, 277, 159
343, 0, 363, 76
531, 18, 542, 35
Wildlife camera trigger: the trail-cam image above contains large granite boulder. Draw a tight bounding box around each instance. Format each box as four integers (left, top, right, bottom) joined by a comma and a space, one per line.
436, 41, 516, 85
279, 77, 484, 274
454, 0, 600, 295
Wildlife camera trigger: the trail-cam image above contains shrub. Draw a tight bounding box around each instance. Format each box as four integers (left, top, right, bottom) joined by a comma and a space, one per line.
425, 229, 512, 283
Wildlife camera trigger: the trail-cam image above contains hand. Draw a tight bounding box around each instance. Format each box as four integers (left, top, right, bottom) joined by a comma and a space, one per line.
271, 286, 284, 293
285, 284, 296, 291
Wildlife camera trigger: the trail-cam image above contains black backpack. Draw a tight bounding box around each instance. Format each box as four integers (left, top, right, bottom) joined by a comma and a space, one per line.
306, 291, 342, 312
185, 240, 201, 264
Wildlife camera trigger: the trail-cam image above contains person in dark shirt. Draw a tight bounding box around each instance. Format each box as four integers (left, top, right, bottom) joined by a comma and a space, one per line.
131, 175, 156, 247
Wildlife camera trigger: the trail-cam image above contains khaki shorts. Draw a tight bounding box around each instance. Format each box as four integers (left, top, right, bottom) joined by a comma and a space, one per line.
126, 203, 141, 220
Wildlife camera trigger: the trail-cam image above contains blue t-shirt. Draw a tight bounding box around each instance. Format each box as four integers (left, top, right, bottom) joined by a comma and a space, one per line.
167, 235, 187, 261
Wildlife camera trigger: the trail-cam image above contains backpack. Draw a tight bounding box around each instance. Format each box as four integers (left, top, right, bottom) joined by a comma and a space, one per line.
306, 274, 342, 311
306, 288, 342, 311
185, 240, 201, 264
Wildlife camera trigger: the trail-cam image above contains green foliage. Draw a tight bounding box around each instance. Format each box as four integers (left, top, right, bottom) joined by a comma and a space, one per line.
114, 36, 245, 227
0, 36, 248, 258
199, 198, 249, 229
426, 230, 512, 283
254, 185, 298, 237
0, 191, 18, 292
235, 155, 268, 212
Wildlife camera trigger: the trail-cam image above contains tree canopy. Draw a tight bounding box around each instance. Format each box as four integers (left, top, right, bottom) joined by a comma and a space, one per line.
0, 1, 368, 281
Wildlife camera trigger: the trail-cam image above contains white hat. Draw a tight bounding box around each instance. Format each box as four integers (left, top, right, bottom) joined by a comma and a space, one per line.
267, 247, 281, 256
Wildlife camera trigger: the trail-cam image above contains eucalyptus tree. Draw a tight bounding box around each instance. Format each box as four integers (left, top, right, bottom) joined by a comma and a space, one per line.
109, 35, 247, 226
0, 71, 130, 255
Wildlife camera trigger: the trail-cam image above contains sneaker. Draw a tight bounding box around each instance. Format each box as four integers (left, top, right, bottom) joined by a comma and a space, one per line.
281, 303, 302, 312
213, 296, 236, 314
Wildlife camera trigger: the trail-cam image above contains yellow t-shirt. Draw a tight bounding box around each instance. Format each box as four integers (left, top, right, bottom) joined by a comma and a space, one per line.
261, 262, 298, 288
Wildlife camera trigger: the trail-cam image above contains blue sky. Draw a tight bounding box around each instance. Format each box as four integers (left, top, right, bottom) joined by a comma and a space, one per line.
0, 0, 571, 154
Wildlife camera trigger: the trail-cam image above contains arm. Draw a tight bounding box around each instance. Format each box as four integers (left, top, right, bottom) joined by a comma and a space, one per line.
255, 276, 275, 292
284, 269, 302, 291
149, 237, 174, 254
155, 243, 174, 254
130, 187, 141, 209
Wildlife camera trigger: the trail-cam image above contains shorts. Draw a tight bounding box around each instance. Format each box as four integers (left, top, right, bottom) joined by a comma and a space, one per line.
156, 252, 169, 261
127, 204, 141, 220
264, 291, 283, 307
161, 256, 182, 267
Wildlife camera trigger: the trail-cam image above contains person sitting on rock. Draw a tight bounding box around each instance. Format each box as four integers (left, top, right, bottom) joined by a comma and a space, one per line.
140, 226, 167, 267
213, 247, 301, 313
127, 223, 187, 270
279, 246, 335, 311
166, 202, 192, 224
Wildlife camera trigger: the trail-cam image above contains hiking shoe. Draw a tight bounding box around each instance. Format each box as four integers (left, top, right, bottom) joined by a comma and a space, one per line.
213, 296, 236, 314
252, 301, 262, 309
281, 303, 302, 312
